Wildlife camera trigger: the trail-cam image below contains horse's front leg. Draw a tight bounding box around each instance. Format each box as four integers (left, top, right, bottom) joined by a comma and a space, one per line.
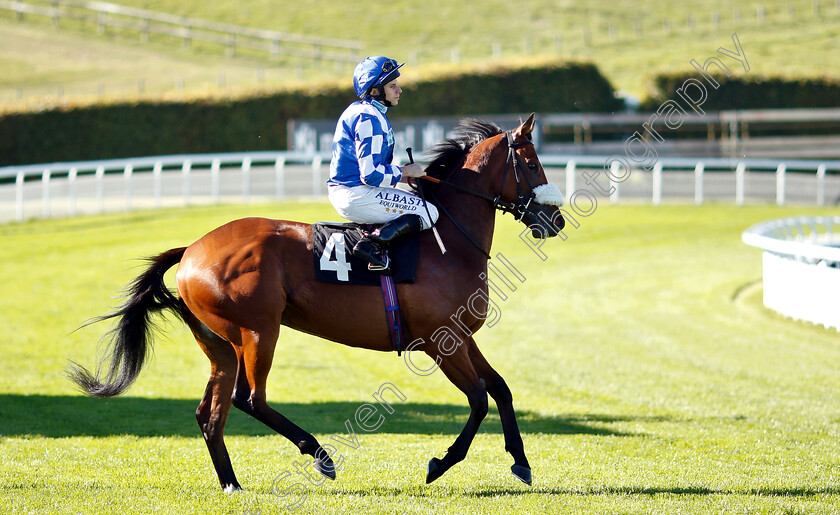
467, 339, 532, 485
425, 339, 488, 484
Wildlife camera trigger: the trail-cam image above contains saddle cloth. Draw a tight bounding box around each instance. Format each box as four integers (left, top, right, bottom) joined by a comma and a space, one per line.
312, 222, 420, 286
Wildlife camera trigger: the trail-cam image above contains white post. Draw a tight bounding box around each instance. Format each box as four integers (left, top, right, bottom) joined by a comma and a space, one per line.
153, 161, 163, 208
312, 156, 322, 197
211, 159, 221, 203
124, 164, 133, 211
694, 162, 704, 206
69, 167, 77, 217
565, 160, 576, 197
609, 160, 620, 204
182, 160, 192, 206
776, 163, 786, 206
652, 161, 662, 205
15, 171, 24, 222
241, 158, 252, 202
96, 166, 105, 213
735, 162, 745, 206
275, 157, 286, 200
817, 164, 826, 207
42, 169, 51, 218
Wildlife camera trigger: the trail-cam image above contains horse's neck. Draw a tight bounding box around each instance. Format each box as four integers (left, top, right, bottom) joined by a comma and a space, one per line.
423, 136, 506, 277
433, 177, 496, 267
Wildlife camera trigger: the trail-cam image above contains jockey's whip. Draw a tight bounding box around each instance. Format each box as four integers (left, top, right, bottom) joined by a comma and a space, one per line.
407, 148, 446, 255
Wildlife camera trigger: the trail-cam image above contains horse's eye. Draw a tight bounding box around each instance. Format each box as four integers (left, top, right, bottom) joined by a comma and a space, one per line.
527, 163, 538, 172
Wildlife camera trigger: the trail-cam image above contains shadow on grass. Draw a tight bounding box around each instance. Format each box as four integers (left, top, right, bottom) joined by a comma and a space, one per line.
324, 484, 840, 499
0, 394, 657, 438
463, 485, 840, 498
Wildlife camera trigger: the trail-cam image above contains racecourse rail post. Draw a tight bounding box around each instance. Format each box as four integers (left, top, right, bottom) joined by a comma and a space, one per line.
776, 163, 786, 206
182, 160, 192, 206
817, 164, 826, 207
735, 162, 745, 206
652, 161, 663, 205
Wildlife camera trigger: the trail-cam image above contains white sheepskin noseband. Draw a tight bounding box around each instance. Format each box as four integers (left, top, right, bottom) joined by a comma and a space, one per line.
533, 183, 564, 206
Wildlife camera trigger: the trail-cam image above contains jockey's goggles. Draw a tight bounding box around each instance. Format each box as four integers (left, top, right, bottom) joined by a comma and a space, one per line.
371, 59, 400, 88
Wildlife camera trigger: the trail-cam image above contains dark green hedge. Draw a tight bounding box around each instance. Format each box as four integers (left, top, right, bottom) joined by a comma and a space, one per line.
642, 72, 840, 111
0, 60, 620, 166
395, 61, 622, 117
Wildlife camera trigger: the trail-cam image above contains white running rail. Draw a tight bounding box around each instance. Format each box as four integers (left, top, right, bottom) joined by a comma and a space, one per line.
742, 216, 840, 330
2, 152, 839, 223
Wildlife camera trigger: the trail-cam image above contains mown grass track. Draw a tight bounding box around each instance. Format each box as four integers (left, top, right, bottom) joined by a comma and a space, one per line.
1, 202, 839, 514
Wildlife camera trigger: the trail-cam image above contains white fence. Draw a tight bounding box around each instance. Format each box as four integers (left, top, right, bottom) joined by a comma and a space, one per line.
0, 151, 330, 222
550, 155, 840, 207
742, 217, 840, 330
2, 151, 840, 223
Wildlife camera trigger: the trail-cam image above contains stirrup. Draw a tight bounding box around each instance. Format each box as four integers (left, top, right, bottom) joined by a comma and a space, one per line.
353, 239, 391, 274
367, 252, 391, 273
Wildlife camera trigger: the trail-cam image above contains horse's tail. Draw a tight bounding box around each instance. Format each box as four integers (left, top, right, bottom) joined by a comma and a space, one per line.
67, 247, 188, 398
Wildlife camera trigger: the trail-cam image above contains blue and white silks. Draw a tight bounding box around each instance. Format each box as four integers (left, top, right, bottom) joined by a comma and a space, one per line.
329, 99, 401, 188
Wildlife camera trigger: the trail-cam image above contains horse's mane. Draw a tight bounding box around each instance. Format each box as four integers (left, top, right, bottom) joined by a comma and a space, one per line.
422, 118, 504, 181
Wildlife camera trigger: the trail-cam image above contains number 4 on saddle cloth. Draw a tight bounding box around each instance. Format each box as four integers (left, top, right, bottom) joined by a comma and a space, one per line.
312, 221, 421, 354
312, 222, 420, 285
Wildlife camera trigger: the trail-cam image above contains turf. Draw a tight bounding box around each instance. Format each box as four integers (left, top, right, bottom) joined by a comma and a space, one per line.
1, 201, 840, 514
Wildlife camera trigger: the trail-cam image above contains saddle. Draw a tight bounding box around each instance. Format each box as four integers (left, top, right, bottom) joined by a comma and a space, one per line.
312, 222, 420, 286
312, 221, 421, 355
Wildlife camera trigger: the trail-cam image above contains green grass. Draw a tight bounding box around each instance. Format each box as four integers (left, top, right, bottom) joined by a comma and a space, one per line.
2, 202, 840, 514
2, 0, 840, 105
0, 20, 295, 105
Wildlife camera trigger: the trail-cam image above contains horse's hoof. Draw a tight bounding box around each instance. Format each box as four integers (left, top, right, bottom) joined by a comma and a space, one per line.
314, 459, 336, 480
511, 464, 532, 485
426, 457, 444, 484
222, 484, 242, 493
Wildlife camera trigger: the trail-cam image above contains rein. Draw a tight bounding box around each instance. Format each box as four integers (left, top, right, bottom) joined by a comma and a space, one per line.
426, 187, 492, 259
417, 130, 539, 258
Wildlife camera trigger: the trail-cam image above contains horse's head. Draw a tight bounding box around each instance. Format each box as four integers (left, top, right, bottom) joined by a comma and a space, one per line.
466, 113, 565, 238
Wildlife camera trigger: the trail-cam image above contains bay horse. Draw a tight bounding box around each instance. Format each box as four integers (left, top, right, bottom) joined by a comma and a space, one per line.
68, 113, 565, 492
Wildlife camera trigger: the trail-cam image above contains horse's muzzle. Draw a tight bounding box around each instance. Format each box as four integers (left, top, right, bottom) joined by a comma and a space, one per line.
522, 203, 564, 239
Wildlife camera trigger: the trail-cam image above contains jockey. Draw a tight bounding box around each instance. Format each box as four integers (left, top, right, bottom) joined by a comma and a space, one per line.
328, 56, 439, 271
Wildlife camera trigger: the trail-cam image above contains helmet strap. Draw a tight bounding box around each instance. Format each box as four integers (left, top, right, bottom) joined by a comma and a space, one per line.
369, 86, 393, 107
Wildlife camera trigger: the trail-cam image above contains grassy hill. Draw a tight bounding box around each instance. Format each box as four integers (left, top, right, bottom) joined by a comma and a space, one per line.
1, 0, 839, 107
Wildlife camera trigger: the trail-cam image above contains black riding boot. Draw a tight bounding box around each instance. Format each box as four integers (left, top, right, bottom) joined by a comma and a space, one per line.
354, 214, 424, 272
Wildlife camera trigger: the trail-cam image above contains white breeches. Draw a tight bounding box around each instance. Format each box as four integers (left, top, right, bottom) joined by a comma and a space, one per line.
328, 184, 439, 230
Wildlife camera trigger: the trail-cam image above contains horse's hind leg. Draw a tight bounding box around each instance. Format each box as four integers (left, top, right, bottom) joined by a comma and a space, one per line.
192, 323, 241, 492
231, 327, 337, 481
467, 340, 532, 485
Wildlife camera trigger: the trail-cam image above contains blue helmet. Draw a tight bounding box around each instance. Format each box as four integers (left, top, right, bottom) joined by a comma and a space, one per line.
353, 56, 405, 99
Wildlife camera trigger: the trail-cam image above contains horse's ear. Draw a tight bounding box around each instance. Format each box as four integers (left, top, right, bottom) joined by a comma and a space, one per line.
513, 113, 536, 139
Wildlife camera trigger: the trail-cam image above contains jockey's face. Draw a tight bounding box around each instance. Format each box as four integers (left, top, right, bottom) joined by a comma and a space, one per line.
382, 79, 401, 106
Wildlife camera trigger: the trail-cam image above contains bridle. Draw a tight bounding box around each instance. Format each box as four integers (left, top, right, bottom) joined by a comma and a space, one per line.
494, 131, 541, 220
417, 130, 546, 258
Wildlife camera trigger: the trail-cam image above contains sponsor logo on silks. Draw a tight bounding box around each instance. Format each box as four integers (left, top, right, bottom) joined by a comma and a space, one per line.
376, 191, 422, 213
375, 191, 423, 206
380, 203, 418, 213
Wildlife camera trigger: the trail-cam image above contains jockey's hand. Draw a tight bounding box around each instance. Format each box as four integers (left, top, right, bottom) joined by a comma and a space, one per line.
401, 163, 425, 178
